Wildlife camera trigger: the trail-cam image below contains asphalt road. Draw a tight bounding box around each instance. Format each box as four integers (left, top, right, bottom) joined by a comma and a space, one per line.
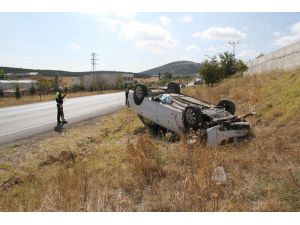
0, 92, 125, 145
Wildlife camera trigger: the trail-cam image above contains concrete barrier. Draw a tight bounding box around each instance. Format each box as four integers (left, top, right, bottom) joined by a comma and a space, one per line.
245, 40, 300, 75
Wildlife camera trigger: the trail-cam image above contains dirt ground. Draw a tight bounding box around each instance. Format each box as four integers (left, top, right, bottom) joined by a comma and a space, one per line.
0, 71, 299, 211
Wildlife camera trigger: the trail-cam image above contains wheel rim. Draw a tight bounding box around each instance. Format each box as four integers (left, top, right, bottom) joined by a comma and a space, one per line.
185, 108, 197, 124
135, 86, 144, 99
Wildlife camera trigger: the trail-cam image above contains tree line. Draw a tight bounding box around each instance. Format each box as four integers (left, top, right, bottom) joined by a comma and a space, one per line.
0, 71, 130, 101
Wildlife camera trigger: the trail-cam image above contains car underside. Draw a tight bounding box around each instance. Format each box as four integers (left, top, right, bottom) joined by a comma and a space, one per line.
128, 82, 252, 147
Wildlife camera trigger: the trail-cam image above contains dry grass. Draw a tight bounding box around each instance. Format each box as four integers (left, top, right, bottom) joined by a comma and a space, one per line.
0, 90, 118, 108
0, 70, 299, 211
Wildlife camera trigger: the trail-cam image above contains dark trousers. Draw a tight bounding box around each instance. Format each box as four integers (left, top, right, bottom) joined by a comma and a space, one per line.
57, 104, 64, 124
125, 93, 129, 106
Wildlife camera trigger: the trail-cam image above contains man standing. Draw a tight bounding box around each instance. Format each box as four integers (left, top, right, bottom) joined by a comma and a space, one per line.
56, 87, 68, 126
125, 87, 129, 106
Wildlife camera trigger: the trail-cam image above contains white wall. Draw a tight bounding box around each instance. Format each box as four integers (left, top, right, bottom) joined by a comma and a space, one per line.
83, 73, 123, 89
245, 40, 300, 75
0, 80, 37, 90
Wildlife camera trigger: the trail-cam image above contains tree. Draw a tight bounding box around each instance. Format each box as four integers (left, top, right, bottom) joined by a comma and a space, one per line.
15, 84, 21, 100
163, 72, 172, 80
235, 59, 248, 73
219, 51, 236, 78
0, 87, 4, 100
30, 82, 36, 95
79, 77, 85, 91
116, 75, 123, 90
36, 75, 51, 100
126, 82, 134, 89
0, 69, 5, 80
199, 52, 248, 85
54, 74, 59, 90
159, 72, 173, 85
51, 74, 63, 91
199, 56, 222, 86
95, 74, 103, 93
71, 84, 81, 92
89, 84, 94, 92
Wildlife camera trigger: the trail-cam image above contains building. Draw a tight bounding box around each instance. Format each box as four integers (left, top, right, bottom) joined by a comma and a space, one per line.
4, 72, 39, 79
82, 72, 161, 90
0, 80, 37, 90
83, 72, 134, 89
71, 77, 81, 86
123, 73, 134, 83
133, 75, 159, 83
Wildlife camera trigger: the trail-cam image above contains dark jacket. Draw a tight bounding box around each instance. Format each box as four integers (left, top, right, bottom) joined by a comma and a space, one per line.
56, 91, 65, 105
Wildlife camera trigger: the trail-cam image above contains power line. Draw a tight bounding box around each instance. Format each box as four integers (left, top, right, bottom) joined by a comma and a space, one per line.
229, 41, 239, 59
90, 52, 103, 94
90, 52, 98, 88
90, 52, 98, 75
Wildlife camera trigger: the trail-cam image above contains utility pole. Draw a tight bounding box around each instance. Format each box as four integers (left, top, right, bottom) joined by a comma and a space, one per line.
229, 41, 239, 59
90, 52, 98, 92
91, 52, 98, 78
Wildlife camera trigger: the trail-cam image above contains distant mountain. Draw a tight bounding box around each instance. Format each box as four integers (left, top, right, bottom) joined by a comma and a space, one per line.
142, 61, 200, 76
0, 66, 146, 77
0, 61, 200, 77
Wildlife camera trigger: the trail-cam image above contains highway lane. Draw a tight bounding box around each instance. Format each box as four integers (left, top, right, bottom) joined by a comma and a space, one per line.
0, 92, 125, 145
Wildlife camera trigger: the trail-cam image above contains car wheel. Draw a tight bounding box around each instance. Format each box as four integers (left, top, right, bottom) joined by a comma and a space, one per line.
183, 106, 203, 130
133, 84, 148, 105
167, 82, 180, 94
217, 99, 236, 115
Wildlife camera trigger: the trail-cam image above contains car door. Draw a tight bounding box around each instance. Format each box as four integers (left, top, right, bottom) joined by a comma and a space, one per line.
128, 91, 159, 122
155, 102, 183, 133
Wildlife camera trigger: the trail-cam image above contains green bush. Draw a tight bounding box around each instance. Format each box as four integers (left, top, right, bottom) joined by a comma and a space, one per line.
219, 51, 236, 78
30, 82, 36, 95
199, 57, 222, 86
15, 84, 21, 100
0, 87, 4, 99
0, 69, 5, 80
199, 52, 248, 85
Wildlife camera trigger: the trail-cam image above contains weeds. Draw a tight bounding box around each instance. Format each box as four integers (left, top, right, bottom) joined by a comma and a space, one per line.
126, 135, 165, 184
0, 70, 299, 211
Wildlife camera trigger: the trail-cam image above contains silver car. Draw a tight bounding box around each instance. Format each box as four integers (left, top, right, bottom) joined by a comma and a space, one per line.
129, 82, 251, 147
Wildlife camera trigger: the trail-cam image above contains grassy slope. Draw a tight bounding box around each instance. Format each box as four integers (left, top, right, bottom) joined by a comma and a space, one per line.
0, 70, 299, 211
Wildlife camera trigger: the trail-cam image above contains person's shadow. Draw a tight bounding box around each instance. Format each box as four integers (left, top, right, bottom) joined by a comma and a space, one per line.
54, 124, 65, 133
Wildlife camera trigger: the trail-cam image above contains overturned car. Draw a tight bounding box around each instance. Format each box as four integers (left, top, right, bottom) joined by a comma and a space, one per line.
128, 82, 252, 147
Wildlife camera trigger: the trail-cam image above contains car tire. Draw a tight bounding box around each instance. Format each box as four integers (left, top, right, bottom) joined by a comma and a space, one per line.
167, 82, 180, 94
183, 106, 203, 130
217, 99, 236, 115
133, 84, 148, 105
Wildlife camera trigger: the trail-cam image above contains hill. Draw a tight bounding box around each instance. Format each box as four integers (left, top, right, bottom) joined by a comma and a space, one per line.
0, 70, 299, 211
142, 61, 200, 76
0, 61, 200, 77
0, 66, 144, 77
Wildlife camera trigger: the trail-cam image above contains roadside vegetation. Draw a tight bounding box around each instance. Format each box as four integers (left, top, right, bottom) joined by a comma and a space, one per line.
199, 51, 248, 85
0, 73, 122, 108
0, 69, 299, 211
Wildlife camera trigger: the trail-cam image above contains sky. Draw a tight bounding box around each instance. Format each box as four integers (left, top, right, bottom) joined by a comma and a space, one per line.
1, 12, 300, 73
